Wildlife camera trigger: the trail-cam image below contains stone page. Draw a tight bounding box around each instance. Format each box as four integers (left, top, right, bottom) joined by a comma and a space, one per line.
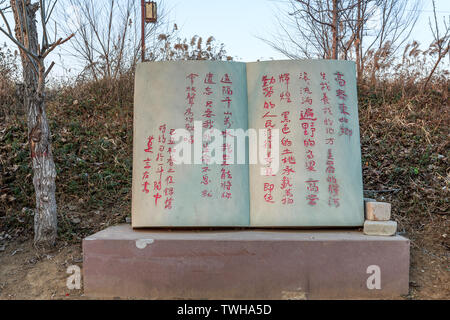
132, 61, 250, 227
247, 60, 364, 226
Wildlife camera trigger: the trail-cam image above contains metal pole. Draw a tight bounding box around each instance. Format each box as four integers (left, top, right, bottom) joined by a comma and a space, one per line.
141, 0, 145, 62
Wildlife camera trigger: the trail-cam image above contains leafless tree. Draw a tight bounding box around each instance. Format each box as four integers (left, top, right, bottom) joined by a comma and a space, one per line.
264, 0, 421, 80
56, 0, 170, 81
0, 0, 73, 247
339, 0, 377, 78
423, 0, 449, 90
363, 0, 421, 84
263, 0, 359, 60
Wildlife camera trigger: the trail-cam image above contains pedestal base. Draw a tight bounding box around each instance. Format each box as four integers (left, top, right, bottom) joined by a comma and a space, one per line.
83, 224, 410, 299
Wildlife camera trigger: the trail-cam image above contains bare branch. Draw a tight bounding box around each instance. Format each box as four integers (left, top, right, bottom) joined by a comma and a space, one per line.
0, 24, 38, 62
40, 0, 49, 50
54, 0, 171, 80
45, 0, 57, 24
0, 4, 12, 34
423, 0, 450, 89
42, 32, 74, 58
43, 60, 55, 78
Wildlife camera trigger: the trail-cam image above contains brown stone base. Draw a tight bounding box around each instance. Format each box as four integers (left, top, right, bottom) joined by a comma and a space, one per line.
82, 224, 410, 299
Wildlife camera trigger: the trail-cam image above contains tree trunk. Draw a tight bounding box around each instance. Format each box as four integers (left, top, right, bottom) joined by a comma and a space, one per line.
11, 0, 58, 247
355, 0, 361, 80
331, 0, 339, 60
422, 45, 449, 90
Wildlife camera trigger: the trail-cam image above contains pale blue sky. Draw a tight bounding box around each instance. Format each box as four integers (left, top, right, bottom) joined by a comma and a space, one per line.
165, 0, 288, 61
168, 0, 450, 61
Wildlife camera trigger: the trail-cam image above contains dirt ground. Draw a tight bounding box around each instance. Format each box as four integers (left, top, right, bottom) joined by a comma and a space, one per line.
0, 239, 84, 299
0, 224, 448, 300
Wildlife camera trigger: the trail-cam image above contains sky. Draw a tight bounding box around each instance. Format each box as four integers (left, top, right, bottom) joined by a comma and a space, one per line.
166, 0, 450, 61
164, 0, 288, 61
1, 0, 449, 79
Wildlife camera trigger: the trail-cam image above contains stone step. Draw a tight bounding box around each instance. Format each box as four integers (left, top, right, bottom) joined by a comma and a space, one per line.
83, 224, 410, 299
364, 220, 397, 236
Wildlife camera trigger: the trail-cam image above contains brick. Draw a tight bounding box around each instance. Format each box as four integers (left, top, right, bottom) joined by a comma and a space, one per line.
364, 220, 397, 236
365, 201, 391, 221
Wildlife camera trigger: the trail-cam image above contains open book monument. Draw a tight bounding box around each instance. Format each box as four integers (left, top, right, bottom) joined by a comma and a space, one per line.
132, 60, 364, 227
83, 60, 410, 299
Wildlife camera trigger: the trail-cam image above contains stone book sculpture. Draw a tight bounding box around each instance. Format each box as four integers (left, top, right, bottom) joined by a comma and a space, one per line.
132, 60, 364, 227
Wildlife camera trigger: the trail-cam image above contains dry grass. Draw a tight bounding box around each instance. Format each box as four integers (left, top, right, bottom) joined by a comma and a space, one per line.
357, 80, 449, 299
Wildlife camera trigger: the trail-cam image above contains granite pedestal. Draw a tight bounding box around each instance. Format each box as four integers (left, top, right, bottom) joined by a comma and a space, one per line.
82, 224, 410, 299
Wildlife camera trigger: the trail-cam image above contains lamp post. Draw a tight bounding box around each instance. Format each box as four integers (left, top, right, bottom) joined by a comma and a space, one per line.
141, 1, 157, 62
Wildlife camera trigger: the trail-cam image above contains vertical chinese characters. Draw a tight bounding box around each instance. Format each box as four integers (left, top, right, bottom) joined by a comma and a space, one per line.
335, 72, 352, 138
299, 72, 319, 206
220, 73, 233, 200
141, 125, 176, 210
322, 72, 340, 208
165, 128, 176, 209
261, 74, 277, 203
141, 135, 154, 195
200, 72, 217, 198
185, 73, 198, 142
279, 73, 295, 205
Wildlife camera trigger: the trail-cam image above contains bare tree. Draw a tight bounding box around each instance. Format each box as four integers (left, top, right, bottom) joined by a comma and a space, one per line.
339, 0, 376, 77
363, 0, 421, 84
57, 0, 170, 81
264, 0, 421, 80
0, 0, 73, 247
423, 0, 449, 90
263, 0, 356, 59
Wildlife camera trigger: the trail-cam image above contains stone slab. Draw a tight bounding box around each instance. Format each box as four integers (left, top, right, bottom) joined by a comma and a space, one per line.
247, 60, 364, 227
364, 220, 397, 236
83, 224, 410, 299
132, 60, 365, 228
133, 61, 250, 227
365, 202, 391, 221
